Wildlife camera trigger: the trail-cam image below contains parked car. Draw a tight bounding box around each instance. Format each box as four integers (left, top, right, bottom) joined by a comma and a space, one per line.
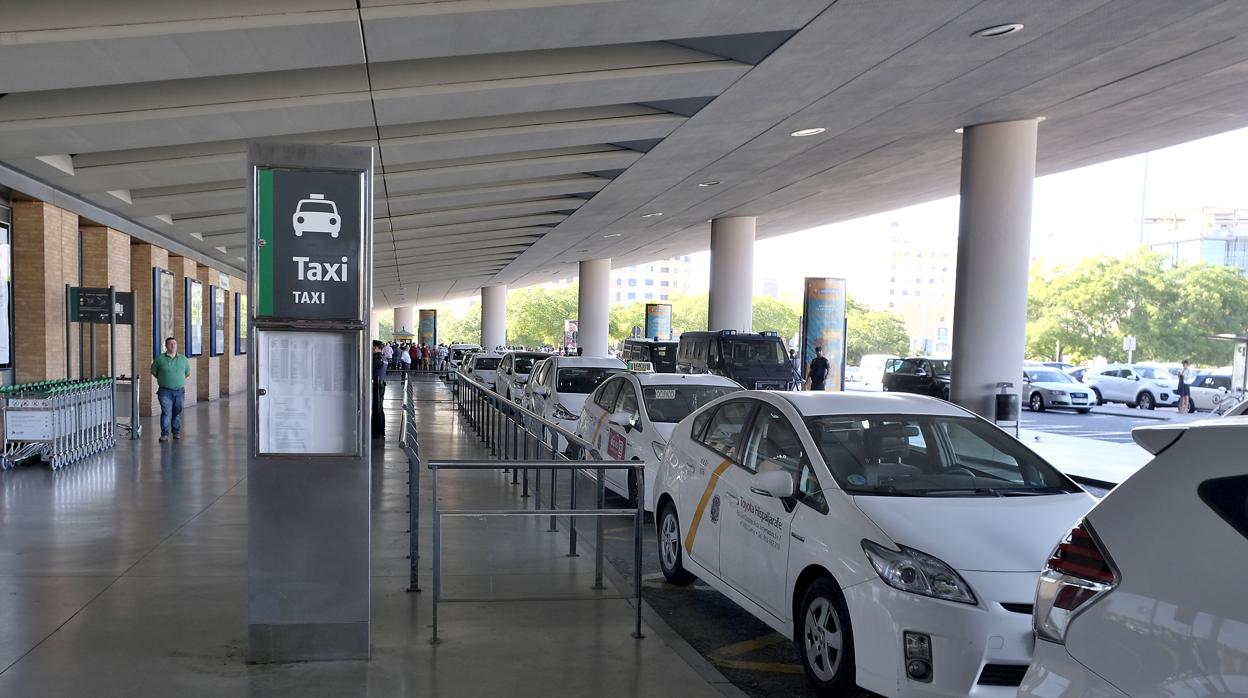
844, 365, 862, 383
858, 354, 899, 388
620, 338, 679, 373
1065, 367, 1091, 383
1188, 371, 1234, 412
655, 391, 1095, 696
447, 343, 480, 372
881, 357, 951, 400
1023, 368, 1094, 413
1082, 364, 1177, 410
461, 352, 502, 390
1021, 418, 1248, 698
495, 350, 550, 403
577, 370, 742, 511
523, 355, 625, 449
677, 330, 800, 390
1041, 362, 1074, 371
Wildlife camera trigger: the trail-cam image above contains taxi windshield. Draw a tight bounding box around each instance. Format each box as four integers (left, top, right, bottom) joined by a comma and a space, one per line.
804, 414, 1079, 497
556, 367, 622, 394
643, 385, 741, 423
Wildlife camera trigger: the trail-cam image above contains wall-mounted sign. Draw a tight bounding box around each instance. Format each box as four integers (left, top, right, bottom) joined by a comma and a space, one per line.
211, 285, 226, 356
186, 278, 204, 357
235, 293, 248, 355
418, 309, 437, 347
155, 268, 175, 357
0, 219, 11, 369
801, 277, 848, 391
254, 168, 363, 321
644, 303, 672, 341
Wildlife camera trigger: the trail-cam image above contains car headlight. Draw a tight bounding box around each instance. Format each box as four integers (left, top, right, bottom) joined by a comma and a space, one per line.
1049, 390, 1068, 397
652, 441, 666, 460
861, 540, 977, 604
552, 403, 579, 421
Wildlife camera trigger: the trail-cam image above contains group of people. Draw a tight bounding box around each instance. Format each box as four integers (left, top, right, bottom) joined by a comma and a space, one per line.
381, 340, 448, 372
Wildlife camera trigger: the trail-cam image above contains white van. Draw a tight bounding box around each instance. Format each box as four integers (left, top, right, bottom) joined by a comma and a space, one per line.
858, 353, 899, 388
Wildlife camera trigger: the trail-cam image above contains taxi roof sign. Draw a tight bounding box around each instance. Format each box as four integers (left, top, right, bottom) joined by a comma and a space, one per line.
626, 361, 655, 373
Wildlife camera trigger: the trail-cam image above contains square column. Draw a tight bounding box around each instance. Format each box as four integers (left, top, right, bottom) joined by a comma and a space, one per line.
12, 200, 79, 383
168, 254, 199, 406
81, 225, 132, 378
130, 242, 170, 416
196, 266, 223, 401
220, 275, 246, 396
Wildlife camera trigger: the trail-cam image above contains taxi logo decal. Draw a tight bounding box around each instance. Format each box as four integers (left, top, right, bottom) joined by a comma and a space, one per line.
709, 495, 721, 524
684, 459, 733, 555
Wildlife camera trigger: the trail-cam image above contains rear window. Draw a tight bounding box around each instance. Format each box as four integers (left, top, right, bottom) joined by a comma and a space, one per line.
556, 367, 621, 394
1198, 475, 1248, 541
473, 357, 500, 370
514, 357, 537, 374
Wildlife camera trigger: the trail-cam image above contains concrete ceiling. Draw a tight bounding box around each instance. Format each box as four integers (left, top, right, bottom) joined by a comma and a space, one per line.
2, 0, 1247, 306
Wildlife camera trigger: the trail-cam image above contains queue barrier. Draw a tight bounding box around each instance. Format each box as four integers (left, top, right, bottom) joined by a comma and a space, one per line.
1, 377, 116, 471
425, 374, 644, 643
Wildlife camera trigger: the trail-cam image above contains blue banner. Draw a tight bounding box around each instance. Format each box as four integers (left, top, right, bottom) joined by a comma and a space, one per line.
418, 309, 437, 347
644, 303, 672, 340
801, 278, 847, 391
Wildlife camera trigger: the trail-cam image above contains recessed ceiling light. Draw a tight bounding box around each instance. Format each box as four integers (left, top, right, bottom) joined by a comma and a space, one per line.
641, 212, 663, 218
790, 127, 826, 137
697, 180, 721, 187
973, 23, 1023, 38
603, 233, 622, 238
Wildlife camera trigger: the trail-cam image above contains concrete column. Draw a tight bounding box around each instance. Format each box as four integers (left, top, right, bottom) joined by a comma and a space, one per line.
168, 255, 198, 407
196, 266, 222, 401
393, 306, 415, 338
81, 225, 132, 379
708, 217, 755, 333
577, 258, 610, 357
481, 285, 507, 351
950, 119, 1039, 418
11, 200, 79, 383
131, 242, 170, 416
369, 312, 381, 342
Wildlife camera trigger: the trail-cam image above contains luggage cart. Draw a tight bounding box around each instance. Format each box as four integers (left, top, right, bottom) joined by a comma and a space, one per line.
1, 378, 116, 471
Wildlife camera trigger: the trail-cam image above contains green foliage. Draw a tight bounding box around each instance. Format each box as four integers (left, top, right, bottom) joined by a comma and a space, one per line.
752, 296, 800, 339
846, 308, 910, 364
440, 302, 480, 345
1026, 252, 1248, 366
376, 315, 393, 341
506, 285, 579, 348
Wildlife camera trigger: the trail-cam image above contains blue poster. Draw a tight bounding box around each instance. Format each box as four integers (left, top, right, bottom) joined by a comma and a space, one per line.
644, 303, 673, 340
418, 309, 437, 347
801, 278, 847, 391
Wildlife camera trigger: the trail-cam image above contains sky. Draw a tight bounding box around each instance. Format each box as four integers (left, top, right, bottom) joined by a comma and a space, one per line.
682, 124, 1248, 304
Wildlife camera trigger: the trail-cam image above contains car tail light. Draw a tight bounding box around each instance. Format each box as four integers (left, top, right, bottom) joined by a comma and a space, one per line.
1034, 520, 1117, 643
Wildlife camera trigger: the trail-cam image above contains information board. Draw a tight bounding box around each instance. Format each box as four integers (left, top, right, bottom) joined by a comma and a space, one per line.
211, 286, 226, 356
644, 303, 672, 340
801, 277, 848, 391
254, 168, 363, 321
256, 329, 359, 455
0, 221, 11, 368
5, 408, 53, 441
186, 278, 204, 357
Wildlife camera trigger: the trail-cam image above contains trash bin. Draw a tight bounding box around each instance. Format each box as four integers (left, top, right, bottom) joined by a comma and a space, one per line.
995, 392, 1019, 422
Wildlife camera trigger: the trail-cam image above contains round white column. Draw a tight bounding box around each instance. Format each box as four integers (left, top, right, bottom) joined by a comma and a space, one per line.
369, 312, 381, 342
950, 119, 1039, 418
393, 306, 416, 338
577, 258, 611, 357
708, 217, 756, 332
481, 285, 507, 351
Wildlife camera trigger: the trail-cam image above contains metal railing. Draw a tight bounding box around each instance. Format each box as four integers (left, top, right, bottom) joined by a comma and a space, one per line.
398, 373, 422, 593
424, 374, 645, 643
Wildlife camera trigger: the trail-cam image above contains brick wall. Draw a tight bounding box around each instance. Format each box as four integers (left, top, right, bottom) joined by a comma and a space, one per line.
220, 275, 247, 396
168, 255, 199, 407
12, 200, 79, 383
196, 266, 222, 401
81, 225, 132, 378
131, 242, 169, 417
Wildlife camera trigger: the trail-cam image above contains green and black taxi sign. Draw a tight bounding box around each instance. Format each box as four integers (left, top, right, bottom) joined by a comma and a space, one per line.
254, 168, 363, 321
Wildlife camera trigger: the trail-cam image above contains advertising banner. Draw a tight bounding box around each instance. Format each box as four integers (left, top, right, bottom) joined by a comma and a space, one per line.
418, 309, 437, 347
254, 167, 363, 321
563, 319, 579, 350
801, 277, 847, 391
0, 221, 10, 368
211, 286, 226, 356
186, 278, 204, 357
644, 303, 673, 340
156, 268, 175, 356
235, 293, 248, 355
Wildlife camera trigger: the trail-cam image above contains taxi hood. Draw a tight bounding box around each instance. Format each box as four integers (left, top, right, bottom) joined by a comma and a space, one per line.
852, 493, 1095, 572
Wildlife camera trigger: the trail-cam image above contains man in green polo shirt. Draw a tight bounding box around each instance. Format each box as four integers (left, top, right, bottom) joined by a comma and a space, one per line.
151, 336, 191, 442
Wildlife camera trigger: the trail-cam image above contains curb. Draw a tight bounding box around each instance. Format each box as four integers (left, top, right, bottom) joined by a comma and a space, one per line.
1090, 407, 1172, 421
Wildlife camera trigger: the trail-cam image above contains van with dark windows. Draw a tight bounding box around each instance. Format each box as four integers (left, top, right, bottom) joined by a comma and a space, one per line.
620, 338, 678, 373
675, 330, 798, 390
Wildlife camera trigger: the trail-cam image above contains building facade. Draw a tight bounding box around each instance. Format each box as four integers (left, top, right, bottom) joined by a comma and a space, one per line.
1146, 207, 1248, 272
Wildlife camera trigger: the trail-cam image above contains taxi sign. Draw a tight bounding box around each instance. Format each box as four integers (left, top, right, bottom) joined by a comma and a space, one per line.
626, 361, 655, 372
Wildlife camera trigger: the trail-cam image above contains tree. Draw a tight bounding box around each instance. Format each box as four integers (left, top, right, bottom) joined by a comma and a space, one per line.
439, 303, 480, 345
846, 308, 910, 364
506, 285, 579, 348
751, 297, 800, 339
670, 293, 708, 335
377, 315, 393, 341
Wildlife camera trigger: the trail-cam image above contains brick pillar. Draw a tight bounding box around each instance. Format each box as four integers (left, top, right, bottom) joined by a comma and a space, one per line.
81, 225, 132, 379
220, 275, 247, 396
196, 266, 221, 401
131, 242, 169, 417
12, 200, 79, 383
168, 255, 199, 407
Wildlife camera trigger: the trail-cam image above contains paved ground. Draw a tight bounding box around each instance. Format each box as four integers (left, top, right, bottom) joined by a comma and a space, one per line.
1020, 406, 1202, 444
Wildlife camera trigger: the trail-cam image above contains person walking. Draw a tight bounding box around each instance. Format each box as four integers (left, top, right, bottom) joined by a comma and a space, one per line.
398, 343, 412, 372
150, 336, 191, 442
1178, 359, 1196, 414
807, 346, 831, 391
372, 340, 388, 439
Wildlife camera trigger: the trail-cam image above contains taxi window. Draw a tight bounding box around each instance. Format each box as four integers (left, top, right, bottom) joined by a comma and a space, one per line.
697, 400, 755, 460
595, 377, 623, 410
740, 407, 809, 474
615, 382, 640, 422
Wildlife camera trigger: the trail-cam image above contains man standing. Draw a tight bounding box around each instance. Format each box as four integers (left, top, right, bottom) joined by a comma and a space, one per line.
372, 340, 388, 439
807, 346, 831, 391
150, 336, 191, 442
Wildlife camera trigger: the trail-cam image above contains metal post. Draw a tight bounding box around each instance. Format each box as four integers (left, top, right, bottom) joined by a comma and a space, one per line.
521, 427, 531, 498
407, 435, 420, 593
633, 467, 645, 639
108, 286, 117, 437
65, 284, 72, 379
567, 462, 579, 557
130, 310, 139, 439
89, 322, 96, 378
547, 427, 558, 532
431, 464, 440, 644
594, 465, 605, 590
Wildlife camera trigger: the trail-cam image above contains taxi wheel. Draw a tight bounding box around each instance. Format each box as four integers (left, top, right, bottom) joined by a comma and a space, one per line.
657, 502, 694, 586
797, 577, 860, 696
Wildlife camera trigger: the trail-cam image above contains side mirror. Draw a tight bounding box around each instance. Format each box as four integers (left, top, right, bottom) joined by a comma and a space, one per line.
749, 470, 795, 499
1131, 375, 1140, 381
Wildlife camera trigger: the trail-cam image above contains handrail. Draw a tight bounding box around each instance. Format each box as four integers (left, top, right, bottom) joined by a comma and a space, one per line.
455, 372, 602, 457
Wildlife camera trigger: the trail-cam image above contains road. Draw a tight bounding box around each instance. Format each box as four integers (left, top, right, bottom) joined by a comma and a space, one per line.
1020, 406, 1187, 444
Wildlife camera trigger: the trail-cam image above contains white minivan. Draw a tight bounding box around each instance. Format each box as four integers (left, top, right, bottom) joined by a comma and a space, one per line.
858, 354, 899, 389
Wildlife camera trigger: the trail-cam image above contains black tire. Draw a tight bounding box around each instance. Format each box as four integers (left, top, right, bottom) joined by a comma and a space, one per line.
657, 501, 694, 585
1075, 408, 1091, 414
1091, 387, 1103, 406
1137, 392, 1155, 410
1029, 392, 1045, 412
796, 577, 862, 696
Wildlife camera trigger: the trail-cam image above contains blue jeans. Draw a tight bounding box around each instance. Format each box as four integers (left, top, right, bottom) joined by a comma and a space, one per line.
158, 387, 185, 435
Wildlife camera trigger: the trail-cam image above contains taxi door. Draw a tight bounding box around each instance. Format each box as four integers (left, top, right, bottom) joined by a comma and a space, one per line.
716, 404, 802, 618
677, 399, 758, 578
602, 380, 643, 497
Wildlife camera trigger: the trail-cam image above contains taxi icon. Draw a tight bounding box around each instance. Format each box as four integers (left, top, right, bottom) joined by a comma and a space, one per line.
292, 194, 340, 238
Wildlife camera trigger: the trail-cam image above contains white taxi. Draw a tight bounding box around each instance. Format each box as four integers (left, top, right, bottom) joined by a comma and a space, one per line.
577, 370, 742, 512
654, 391, 1097, 697
462, 352, 502, 390
523, 355, 625, 450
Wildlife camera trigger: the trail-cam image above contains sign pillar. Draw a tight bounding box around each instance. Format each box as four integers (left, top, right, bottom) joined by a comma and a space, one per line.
246, 142, 374, 663
801, 278, 848, 391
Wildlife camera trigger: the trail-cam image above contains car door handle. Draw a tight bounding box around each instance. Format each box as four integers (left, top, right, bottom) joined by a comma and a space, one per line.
791, 531, 806, 543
